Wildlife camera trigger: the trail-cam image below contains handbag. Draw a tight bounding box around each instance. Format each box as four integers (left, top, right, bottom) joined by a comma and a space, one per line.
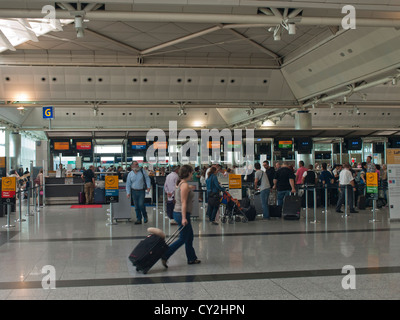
268, 189, 277, 206
208, 191, 221, 207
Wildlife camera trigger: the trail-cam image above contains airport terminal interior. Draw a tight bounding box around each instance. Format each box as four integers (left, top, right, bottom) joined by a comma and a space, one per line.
1, 0, 400, 301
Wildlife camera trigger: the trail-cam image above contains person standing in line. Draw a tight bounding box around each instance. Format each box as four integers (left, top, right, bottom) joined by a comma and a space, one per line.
82, 165, 95, 204
366, 155, 376, 173
254, 162, 271, 220
272, 162, 296, 207
206, 166, 226, 225
263, 160, 276, 188
336, 163, 358, 214
126, 161, 151, 224
295, 161, 308, 192
161, 165, 200, 268
164, 165, 180, 225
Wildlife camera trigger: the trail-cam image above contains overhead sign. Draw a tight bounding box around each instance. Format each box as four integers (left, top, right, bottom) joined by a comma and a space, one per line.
76, 142, 92, 150
43, 106, 54, 119
1, 177, 16, 198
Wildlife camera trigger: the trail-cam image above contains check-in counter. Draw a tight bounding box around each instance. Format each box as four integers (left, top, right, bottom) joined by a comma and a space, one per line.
45, 177, 84, 205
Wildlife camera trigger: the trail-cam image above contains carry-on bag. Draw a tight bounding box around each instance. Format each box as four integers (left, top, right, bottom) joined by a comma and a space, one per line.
253, 191, 263, 215
268, 204, 282, 218
282, 194, 301, 220
129, 226, 183, 274
78, 192, 86, 204
241, 205, 257, 221
358, 195, 366, 210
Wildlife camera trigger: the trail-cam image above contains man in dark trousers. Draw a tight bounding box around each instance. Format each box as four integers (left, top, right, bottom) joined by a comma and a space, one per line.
126, 161, 151, 224
82, 165, 95, 204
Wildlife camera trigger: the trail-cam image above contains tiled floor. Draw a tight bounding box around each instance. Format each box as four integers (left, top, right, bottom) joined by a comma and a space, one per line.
0, 200, 399, 300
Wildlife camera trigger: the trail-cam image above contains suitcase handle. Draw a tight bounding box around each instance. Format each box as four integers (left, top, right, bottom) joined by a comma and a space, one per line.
165, 225, 185, 246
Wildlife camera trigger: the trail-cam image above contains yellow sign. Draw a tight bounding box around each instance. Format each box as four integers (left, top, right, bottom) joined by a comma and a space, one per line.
1, 177, 16, 198
105, 175, 118, 190
229, 174, 242, 189
366, 172, 378, 187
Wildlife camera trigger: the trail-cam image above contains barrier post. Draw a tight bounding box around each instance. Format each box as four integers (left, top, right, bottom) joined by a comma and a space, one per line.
342, 185, 349, 218
26, 185, 33, 216
2, 202, 15, 229
310, 186, 319, 224
305, 185, 309, 221
369, 199, 380, 223
15, 189, 26, 223
106, 202, 117, 226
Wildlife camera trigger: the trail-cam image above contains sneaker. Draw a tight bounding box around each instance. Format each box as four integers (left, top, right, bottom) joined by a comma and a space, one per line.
134, 220, 142, 225
188, 259, 201, 265
211, 221, 219, 225
144, 218, 148, 223
350, 210, 358, 213
336, 210, 344, 213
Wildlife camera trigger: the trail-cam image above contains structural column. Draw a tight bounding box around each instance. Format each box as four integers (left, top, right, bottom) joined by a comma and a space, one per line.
8, 131, 21, 172
295, 111, 313, 167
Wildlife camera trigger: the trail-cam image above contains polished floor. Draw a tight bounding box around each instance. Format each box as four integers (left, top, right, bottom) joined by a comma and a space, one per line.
0, 199, 399, 300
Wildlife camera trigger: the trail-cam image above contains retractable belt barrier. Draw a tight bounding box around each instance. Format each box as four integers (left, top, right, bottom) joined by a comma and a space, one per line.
1, 184, 43, 229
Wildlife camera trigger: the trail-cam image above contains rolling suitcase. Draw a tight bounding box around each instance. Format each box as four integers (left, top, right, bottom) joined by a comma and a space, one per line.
282, 194, 301, 220
129, 226, 183, 274
94, 188, 105, 204
269, 205, 282, 218
253, 192, 263, 215
241, 205, 257, 221
358, 195, 366, 210
78, 192, 86, 204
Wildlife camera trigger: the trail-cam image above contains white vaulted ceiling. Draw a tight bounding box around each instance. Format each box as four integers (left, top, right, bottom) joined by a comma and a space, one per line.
0, 0, 399, 136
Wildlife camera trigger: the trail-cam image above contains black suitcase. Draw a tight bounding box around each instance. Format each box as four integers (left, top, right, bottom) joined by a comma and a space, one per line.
78, 192, 86, 204
242, 205, 256, 221
358, 195, 366, 210
283, 195, 301, 220
129, 226, 183, 274
268, 205, 282, 218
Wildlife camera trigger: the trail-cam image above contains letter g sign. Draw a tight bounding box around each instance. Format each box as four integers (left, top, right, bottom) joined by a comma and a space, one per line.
43, 106, 54, 119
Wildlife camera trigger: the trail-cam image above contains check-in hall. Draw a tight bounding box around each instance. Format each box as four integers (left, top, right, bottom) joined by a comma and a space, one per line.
0, 0, 400, 303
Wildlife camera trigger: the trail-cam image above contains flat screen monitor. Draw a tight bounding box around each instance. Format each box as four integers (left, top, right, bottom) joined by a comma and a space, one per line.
132, 141, 146, 150
76, 142, 92, 150
346, 138, 362, 150
278, 140, 293, 149
53, 141, 69, 150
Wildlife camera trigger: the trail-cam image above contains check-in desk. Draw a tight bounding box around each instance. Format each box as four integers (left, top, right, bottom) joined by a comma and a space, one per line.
45, 177, 84, 205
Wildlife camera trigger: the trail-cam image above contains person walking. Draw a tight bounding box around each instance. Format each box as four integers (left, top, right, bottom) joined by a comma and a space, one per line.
126, 161, 151, 224
161, 165, 200, 268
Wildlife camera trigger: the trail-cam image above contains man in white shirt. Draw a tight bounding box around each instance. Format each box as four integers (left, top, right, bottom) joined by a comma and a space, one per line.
164, 165, 180, 224
336, 163, 358, 214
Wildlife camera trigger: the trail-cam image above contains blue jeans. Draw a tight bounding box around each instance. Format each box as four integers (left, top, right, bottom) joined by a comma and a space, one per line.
260, 188, 270, 219
163, 212, 197, 263
131, 189, 147, 221
206, 204, 219, 222
277, 190, 290, 207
